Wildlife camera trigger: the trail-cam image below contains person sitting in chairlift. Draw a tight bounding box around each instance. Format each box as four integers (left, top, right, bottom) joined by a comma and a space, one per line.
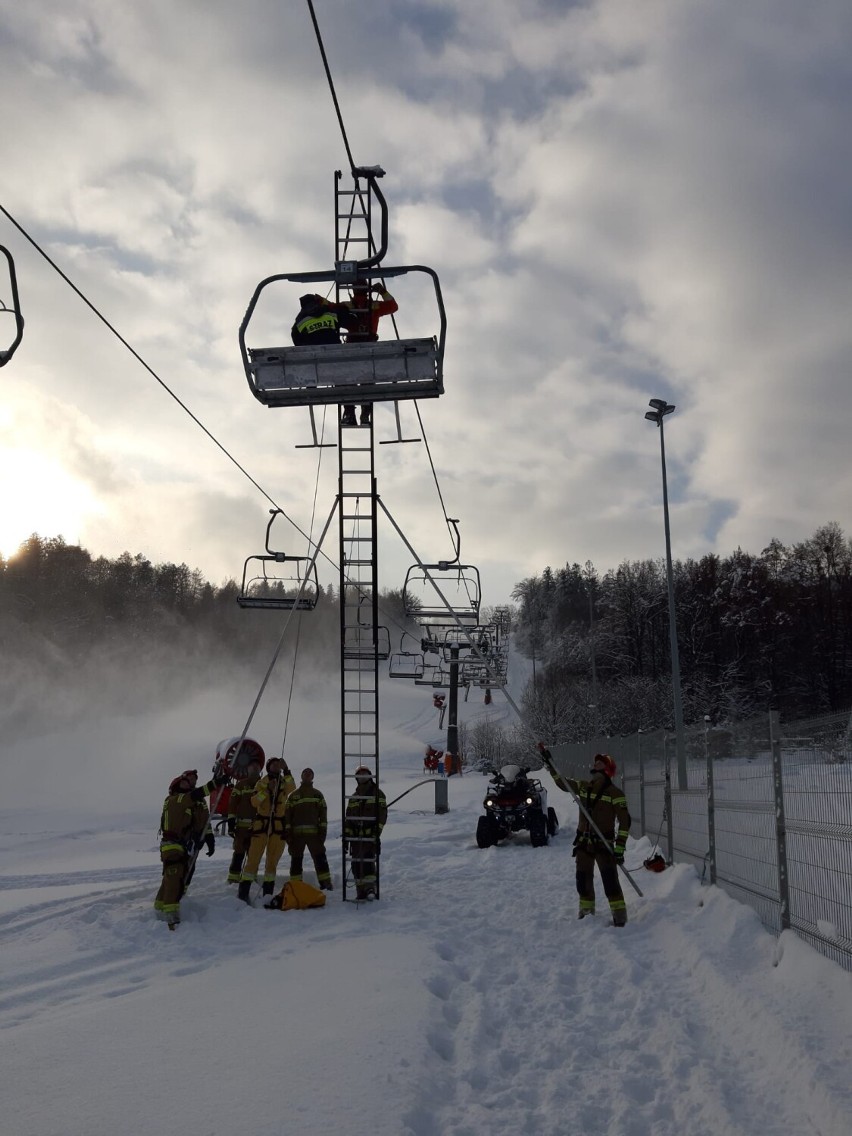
291, 294, 350, 346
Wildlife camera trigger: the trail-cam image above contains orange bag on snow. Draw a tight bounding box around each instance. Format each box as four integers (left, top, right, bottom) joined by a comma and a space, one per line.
268, 880, 327, 910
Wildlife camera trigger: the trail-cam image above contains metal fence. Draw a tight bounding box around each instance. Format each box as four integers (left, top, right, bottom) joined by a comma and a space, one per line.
547, 709, 852, 972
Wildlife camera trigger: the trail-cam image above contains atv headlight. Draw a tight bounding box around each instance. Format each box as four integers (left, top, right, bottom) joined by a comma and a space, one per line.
525, 796, 534, 805
485, 798, 495, 808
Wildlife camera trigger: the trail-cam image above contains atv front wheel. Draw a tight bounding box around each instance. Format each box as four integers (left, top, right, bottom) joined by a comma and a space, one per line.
547, 807, 559, 837
476, 815, 498, 848
529, 810, 549, 847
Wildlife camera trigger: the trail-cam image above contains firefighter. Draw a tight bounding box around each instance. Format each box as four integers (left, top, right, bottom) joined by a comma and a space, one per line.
539, 747, 631, 926
284, 768, 332, 891
155, 768, 227, 930
238, 756, 296, 903
338, 282, 398, 426
344, 766, 388, 900
290, 293, 350, 345
226, 755, 263, 884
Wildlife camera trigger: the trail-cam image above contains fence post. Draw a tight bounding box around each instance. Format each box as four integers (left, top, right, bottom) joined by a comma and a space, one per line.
638, 729, 646, 837
705, 715, 717, 885
435, 779, 449, 814
769, 709, 790, 931
664, 733, 674, 863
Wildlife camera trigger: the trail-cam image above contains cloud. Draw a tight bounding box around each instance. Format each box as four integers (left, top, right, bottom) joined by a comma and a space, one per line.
2, 0, 852, 605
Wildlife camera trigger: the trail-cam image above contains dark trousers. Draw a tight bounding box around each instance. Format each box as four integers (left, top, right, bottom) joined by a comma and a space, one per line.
289, 834, 331, 886
574, 843, 626, 918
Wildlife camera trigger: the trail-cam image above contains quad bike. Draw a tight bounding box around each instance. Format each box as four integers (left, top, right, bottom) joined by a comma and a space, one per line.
476, 764, 559, 848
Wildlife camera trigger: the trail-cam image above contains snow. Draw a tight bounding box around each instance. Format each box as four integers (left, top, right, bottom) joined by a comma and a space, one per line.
2, 675, 852, 1136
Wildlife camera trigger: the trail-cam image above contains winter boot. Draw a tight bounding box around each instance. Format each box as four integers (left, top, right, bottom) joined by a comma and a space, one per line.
612, 911, 628, 927
262, 880, 275, 898
341, 406, 357, 426
227, 852, 243, 883
237, 880, 252, 905
359, 406, 372, 425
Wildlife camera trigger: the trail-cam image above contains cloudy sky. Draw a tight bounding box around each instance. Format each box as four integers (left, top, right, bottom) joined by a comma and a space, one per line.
1, 0, 851, 608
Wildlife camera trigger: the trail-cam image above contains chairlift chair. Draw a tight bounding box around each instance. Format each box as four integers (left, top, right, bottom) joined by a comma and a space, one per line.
0, 245, 24, 367
388, 651, 426, 679
402, 562, 482, 628
414, 665, 449, 686
237, 509, 320, 611
343, 623, 391, 660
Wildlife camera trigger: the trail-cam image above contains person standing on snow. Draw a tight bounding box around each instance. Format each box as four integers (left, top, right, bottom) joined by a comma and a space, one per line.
284, 768, 332, 891
155, 768, 228, 930
226, 756, 263, 884
238, 756, 296, 904
539, 747, 632, 926
344, 766, 388, 900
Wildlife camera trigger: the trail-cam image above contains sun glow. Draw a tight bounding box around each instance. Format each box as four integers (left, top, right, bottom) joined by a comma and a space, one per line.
0, 448, 104, 561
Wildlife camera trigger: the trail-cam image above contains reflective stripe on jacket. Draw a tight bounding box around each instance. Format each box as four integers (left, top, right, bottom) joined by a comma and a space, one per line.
553, 772, 631, 849
228, 775, 260, 828
250, 772, 296, 836
285, 784, 328, 838
159, 785, 212, 850
344, 780, 387, 840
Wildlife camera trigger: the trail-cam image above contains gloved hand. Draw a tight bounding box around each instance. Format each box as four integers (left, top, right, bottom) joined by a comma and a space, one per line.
214, 772, 230, 788
226, 817, 236, 837
204, 833, 216, 857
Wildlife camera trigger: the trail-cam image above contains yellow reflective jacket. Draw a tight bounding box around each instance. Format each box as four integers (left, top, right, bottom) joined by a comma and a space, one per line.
250, 772, 296, 836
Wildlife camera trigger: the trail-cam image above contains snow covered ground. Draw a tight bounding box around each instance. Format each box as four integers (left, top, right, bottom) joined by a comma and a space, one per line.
2, 674, 852, 1136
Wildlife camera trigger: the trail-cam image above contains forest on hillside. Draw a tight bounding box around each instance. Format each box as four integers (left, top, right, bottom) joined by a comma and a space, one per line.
510, 522, 852, 742
0, 534, 413, 742
4, 524, 852, 748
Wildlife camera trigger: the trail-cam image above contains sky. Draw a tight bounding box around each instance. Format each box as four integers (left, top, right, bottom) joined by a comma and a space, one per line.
3, 667, 852, 1136
2, 0, 852, 607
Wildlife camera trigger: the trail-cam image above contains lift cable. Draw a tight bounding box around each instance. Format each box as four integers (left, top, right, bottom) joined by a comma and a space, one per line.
278, 404, 330, 758
0, 201, 380, 608
306, 3, 463, 563
306, 0, 356, 172
0, 202, 289, 514
0, 202, 422, 657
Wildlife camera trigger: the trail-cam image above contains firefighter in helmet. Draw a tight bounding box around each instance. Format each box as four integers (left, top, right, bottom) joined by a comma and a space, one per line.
155, 768, 227, 930
344, 766, 388, 900
284, 768, 332, 891
226, 755, 264, 883
539, 747, 631, 926
238, 756, 296, 904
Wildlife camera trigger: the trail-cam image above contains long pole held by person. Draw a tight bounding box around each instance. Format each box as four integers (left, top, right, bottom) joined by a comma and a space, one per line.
537, 744, 643, 897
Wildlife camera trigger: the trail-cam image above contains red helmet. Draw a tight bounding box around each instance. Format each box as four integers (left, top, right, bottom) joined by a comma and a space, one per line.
169, 769, 198, 793
593, 754, 616, 778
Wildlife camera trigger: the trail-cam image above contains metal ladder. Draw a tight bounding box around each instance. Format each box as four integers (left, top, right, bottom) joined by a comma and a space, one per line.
338, 418, 381, 899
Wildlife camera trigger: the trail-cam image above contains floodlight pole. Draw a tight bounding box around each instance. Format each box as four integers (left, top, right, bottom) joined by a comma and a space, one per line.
645, 399, 687, 790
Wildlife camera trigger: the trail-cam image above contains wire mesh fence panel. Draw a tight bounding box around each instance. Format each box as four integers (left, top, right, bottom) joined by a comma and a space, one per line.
780, 744, 852, 969
539, 708, 851, 970
670, 788, 709, 869
642, 776, 668, 858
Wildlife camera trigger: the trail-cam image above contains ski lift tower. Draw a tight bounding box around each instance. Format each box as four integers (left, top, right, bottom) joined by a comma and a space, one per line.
239, 167, 446, 900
